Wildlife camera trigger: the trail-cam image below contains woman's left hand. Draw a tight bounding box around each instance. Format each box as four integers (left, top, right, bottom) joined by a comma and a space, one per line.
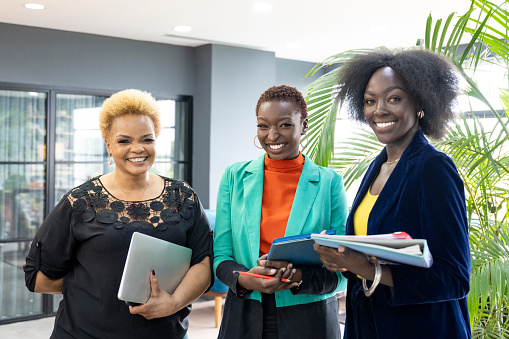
129, 271, 180, 320
258, 254, 303, 288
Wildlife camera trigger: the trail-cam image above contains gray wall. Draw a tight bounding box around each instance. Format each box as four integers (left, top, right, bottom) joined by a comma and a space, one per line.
0, 23, 326, 208
0, 23, 195, 98
276, 58, 322, 91
193, 45, 213, 206
208, 45, 276, 207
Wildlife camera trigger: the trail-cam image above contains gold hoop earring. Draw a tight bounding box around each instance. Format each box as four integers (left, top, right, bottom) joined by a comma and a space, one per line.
108, 154, 112, 165
417, 110, 424, 119
300, 135, 309, 150
253, 136, 263, 149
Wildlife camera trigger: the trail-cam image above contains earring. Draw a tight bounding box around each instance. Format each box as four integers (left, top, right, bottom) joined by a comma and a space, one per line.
253, 136, 263, 149
108, 154, 112, 165
417, 110, 424, 119
300, 135, 309, 150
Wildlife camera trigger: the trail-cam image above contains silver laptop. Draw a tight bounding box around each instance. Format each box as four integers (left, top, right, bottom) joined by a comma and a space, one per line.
117, 232, 192, 305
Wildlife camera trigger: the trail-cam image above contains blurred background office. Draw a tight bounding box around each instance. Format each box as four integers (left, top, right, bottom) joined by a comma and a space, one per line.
0, 0, 486, 328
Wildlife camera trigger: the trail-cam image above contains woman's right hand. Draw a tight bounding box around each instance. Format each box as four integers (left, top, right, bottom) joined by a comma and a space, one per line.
237, 255, 300, 293
314, 242, 394, 287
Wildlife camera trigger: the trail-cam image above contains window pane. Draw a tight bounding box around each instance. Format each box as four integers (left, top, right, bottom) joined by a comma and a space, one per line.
154, 100, 187, 181
156, 100, 177, 159
55, 94, 107, 162
53, 294, 63, 313
55, 163, 113, 203
0, 242, 43, 321
151, 162, 186, 181
175, 100, 190, 162
0, 90, 46, 162
0, 165, 45, 240
157, 127, 176, 159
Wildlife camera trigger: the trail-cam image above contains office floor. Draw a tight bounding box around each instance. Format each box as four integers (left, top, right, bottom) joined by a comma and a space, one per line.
0, 295, 345, 338
0, 297, 220, 339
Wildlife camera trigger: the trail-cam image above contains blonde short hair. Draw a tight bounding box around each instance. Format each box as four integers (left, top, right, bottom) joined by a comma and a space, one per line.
99, 89, 161, 139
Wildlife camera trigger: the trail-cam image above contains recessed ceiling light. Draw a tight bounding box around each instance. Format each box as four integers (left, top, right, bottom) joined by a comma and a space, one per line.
28, 92, 39, 96
173, 25, 191, 33
253, 3, 272, 11
24, 3, 45, 10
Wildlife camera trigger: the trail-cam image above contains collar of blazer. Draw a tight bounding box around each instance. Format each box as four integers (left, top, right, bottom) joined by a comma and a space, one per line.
347, 130, 429, 235
241, 153, 321, 256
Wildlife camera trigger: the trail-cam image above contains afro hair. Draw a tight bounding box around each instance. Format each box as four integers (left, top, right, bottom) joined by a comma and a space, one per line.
335, 48, 460, 139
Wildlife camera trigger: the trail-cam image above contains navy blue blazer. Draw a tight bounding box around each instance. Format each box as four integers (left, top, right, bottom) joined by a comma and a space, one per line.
344, 131, 471, 338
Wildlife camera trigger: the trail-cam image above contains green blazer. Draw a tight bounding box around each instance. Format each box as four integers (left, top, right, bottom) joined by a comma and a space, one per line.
213, 153, 348, 307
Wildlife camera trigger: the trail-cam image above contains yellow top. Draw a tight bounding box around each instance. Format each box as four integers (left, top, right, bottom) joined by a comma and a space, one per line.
353, 188, 378, 235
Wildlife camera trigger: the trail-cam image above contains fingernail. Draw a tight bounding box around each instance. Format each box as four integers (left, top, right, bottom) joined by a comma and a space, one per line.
338, 246, 345, 253
289, 263, 293, 269
260, 260, 267, 266
282, 268, 286, 272
152, 270, 155, 276
292, 269, 296, 274
269, 269, 277, 274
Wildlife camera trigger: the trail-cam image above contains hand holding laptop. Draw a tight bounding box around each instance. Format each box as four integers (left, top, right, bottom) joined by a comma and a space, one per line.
117, 232, 192, 305
128, 269, 181, 320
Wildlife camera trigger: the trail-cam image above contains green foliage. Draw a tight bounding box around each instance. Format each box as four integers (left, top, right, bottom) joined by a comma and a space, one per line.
302, 0, 509, 336
302, 49, 373, 167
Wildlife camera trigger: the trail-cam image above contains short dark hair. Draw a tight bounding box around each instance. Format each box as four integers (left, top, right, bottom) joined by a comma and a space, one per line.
335, 48, 460, 139
255, 85, 308, 121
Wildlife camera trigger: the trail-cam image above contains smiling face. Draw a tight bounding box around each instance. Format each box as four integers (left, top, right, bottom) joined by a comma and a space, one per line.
256, 101, 307, 160
105, 114, 157, 177
364, 66, 420, 149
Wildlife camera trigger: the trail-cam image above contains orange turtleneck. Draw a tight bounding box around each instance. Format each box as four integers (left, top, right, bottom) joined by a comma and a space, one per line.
259, 152, 305, 256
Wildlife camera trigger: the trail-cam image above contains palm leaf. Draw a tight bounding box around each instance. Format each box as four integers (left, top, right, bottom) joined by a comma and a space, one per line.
329, 129, 382, 189
303, 49, 376, 166
469, 223, 509, 332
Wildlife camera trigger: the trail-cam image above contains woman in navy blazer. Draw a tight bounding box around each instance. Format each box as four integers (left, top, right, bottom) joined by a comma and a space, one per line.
314, 49, 471, 338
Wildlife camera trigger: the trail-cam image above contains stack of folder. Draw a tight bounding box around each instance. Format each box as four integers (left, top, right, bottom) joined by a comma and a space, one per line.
268, 231, 433, 268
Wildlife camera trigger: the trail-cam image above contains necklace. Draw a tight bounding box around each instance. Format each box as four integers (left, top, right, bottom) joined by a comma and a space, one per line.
386, 158, 400, 165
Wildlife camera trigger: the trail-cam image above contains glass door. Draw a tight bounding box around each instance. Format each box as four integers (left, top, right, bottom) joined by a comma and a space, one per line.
0, 90, 47, 321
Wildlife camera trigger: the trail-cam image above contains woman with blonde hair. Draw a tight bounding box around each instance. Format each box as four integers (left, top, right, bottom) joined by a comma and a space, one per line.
24, 89, 212, 339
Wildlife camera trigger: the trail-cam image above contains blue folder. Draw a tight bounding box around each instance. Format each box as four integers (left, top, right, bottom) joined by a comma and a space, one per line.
266, 230, 336, 267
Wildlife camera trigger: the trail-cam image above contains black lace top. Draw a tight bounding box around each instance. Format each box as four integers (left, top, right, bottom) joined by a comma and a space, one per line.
24, 176, 213, 339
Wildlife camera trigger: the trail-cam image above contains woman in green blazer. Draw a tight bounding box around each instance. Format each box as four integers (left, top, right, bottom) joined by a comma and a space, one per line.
213, 85, 348, 338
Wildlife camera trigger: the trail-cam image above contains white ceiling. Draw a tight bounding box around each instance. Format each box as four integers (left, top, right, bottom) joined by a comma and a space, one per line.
0, 0, 473, 63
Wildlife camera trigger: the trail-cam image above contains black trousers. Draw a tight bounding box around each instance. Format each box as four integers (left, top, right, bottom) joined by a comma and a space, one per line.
262, 293, 279, 339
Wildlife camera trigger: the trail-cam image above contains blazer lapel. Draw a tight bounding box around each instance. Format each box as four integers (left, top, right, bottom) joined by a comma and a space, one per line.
242, 155, 264, 259
366, 131, 427, 235
346, 152, 386, 235
285, 155, 320, 236
367, 158, 413, 235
